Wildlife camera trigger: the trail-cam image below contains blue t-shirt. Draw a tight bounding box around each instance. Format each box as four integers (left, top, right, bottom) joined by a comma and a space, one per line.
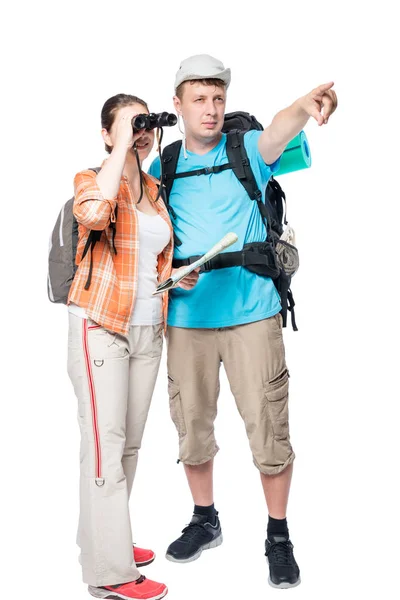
148, 131, 281, 328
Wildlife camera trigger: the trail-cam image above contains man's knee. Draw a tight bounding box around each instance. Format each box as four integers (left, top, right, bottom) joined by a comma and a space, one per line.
168, 376, 219, 465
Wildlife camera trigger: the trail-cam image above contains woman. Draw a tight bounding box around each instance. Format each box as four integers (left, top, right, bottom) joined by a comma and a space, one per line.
67, 93, 198, 600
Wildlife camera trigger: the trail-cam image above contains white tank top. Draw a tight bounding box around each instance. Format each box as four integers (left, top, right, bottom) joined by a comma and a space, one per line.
130, 209, 170, 326
68, 209, 170, 326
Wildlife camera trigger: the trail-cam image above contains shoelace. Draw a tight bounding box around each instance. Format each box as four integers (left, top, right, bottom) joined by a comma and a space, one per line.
135, 576, 146, 585
180, 522, 212, 542
266, 540, 294, 565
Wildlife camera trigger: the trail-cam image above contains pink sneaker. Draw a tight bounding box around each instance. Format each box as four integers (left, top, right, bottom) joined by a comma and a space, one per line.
89, 576, 168, 600
133, 546, 155, 567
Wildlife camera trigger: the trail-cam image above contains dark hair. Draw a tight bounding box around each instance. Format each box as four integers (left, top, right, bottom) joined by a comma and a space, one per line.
175, 78, 226, 101
101, 93, 149, 153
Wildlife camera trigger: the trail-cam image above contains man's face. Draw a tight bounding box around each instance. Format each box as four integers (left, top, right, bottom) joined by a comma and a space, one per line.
174, 82, 226, 143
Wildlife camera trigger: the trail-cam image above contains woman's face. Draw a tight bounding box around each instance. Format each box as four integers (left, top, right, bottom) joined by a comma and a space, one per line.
107, 103, 155, 160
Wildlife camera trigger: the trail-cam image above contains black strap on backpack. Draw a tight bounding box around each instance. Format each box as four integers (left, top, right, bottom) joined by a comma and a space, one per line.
225, 130, 270, 228
172, 240, 280, 280
162, 141, 182, 206
161, 141, 184, 247
80, 167, 118, 290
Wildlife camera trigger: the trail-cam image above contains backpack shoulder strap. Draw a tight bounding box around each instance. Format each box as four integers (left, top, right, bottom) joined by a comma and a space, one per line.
226, 130, 262, 201
161, 140, 182, 203
226, 130, 269, 226
160, 141, 184, 246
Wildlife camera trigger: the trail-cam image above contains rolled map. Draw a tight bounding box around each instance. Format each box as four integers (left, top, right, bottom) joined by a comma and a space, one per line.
153, 232, 239, 295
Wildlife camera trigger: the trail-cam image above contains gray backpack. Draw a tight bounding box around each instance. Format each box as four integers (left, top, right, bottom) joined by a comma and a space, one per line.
47, 167, 117, 304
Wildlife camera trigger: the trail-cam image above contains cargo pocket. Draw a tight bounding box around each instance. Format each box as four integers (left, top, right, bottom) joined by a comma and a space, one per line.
168, 380, 186, 438
265, 368, 290, 441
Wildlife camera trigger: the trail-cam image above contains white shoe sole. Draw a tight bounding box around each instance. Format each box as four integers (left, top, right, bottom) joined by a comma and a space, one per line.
268, 576, 301, 589
88, 584, 168, 600
165, 533, 223, 563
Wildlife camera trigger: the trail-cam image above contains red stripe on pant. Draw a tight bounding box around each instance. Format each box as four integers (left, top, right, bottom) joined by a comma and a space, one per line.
82, 320, 104, 486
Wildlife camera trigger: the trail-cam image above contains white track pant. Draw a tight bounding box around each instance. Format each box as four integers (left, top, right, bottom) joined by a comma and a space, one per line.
67, 313, 163, 586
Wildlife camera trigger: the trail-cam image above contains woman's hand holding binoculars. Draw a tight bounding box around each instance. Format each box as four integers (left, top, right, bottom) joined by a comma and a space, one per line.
114, 108, 148, 153
113, 109, 177, 153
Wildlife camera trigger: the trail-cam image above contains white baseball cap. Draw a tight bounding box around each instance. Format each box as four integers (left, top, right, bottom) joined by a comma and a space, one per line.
174, 54, 231, 91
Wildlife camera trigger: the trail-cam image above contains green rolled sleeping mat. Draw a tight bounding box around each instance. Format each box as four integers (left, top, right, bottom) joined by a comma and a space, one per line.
275, 130, 311, 176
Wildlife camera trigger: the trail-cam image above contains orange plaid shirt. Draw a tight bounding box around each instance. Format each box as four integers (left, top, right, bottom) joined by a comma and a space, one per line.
68, 167, 174, 336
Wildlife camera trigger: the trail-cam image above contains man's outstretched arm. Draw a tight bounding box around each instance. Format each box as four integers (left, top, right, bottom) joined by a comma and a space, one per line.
258, 82, 338, 165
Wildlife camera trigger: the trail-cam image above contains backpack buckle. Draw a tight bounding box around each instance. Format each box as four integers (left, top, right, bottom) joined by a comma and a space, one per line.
201, 260, 213, 272
203, 167, 213, 175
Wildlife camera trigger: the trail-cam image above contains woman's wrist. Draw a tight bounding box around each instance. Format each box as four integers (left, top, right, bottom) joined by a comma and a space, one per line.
111, 141, 130, 160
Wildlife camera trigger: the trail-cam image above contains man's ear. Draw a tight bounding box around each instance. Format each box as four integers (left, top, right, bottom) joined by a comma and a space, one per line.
173, 96, 182, 116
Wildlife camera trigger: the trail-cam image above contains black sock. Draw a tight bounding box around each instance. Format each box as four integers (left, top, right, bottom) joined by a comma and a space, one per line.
267, 516, 288, 538
194, 503, 217, 524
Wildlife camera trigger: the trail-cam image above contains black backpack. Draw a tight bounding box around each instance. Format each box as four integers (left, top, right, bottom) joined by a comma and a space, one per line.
160, 111, 298, 330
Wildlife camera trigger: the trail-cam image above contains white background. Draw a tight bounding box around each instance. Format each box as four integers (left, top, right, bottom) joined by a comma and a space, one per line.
2, 1, 399, 599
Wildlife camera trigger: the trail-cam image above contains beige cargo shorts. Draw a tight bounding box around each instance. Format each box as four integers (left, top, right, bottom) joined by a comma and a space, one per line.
167, 314, 295, 476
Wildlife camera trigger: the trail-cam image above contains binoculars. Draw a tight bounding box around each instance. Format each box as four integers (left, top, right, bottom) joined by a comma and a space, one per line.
132, 112, 177, 132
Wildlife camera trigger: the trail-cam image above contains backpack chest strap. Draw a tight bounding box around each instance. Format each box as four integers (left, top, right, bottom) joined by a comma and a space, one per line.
163, 162, 233, 181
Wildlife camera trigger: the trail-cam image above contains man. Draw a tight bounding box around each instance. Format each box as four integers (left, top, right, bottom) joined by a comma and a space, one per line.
149, 54, 337, 589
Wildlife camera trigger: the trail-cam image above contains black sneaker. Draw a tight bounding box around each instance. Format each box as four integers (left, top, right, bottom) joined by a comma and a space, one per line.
166, 512, 223, 563
265, 534, 301, 589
